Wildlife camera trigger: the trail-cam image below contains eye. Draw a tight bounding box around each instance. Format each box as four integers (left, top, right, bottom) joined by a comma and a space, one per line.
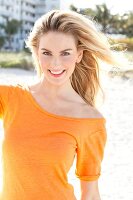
42, 51, 51, 55
62, 52, 70, 56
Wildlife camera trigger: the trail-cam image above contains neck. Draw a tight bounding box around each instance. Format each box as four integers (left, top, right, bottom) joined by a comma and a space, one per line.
35, 76, 77, 101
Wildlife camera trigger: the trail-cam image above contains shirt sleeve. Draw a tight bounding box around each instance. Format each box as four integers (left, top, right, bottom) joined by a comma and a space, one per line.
75, 122, 107, 181
0, 85, 10, 118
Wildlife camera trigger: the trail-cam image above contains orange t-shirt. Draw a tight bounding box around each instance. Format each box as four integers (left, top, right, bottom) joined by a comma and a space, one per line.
0, 84, 107, 200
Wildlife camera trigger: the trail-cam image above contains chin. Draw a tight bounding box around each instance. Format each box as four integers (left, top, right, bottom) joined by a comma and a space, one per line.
47, 77, 70, 86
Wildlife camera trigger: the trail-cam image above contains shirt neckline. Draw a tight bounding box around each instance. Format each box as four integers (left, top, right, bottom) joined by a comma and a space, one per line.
23, 84, 106, 122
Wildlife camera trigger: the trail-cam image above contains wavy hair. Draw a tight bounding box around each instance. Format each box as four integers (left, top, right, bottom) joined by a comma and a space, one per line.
25, 9, 120, 107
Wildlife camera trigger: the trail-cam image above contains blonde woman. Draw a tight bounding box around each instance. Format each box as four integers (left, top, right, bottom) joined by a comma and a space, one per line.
0, 10, 119, 200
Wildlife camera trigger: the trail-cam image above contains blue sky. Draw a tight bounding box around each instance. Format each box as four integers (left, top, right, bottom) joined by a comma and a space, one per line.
61, 0, 133, 14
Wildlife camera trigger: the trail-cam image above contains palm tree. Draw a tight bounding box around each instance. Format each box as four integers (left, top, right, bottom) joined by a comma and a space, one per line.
4, 19, 21, 49
69, 4, 78, 12
0, 36, 5, 49
94, 3, 114, 33
123, 12, 133, 37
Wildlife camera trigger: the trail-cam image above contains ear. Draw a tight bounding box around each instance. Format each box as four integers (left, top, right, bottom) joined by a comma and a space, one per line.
76, 47, 83, 63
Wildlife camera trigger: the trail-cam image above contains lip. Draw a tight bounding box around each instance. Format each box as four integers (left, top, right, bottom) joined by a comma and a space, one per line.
48, 69, 66, 78
48, 69, 65, 72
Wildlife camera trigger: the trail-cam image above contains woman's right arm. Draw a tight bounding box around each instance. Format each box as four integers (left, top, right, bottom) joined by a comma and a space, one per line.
0, 85, 11, 118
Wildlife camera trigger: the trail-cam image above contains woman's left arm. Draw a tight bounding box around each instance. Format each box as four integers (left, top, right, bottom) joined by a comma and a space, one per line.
80, 180, 101, 200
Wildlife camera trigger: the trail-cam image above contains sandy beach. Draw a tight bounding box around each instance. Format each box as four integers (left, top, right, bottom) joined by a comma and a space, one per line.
0, 68, 133, 200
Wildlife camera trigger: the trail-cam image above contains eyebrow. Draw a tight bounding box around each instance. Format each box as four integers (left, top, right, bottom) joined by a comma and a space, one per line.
41, 48, 73, 52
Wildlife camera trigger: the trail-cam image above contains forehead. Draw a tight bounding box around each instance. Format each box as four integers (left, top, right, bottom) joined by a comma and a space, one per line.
38, 31, 77, 49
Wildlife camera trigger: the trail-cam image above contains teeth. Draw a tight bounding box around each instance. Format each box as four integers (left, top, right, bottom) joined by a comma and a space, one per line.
50, 70, 64, 74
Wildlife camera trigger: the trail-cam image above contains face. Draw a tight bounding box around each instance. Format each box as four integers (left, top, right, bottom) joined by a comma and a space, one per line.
36, 31, 83, 86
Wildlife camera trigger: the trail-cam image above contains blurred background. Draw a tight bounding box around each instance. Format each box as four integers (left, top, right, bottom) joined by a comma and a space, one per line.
0, 0, 133, 200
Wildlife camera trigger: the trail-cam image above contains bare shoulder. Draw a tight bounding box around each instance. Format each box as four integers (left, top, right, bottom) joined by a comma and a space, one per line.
82, 104, 104, 118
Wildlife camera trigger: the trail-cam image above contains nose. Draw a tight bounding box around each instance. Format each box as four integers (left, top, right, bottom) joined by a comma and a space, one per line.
51, 57, 61, 69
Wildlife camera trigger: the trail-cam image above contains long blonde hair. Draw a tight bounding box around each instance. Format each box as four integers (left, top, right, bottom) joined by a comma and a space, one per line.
25, 9, 120, 107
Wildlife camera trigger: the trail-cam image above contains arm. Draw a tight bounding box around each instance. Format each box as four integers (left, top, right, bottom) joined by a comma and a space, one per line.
75, 114, 107, 200
80, 180, 101, 200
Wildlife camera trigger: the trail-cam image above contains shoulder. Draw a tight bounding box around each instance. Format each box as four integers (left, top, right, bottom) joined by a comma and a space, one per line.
72, 93, 104, 119
0, 83, 26, 98
82, 104, 104, 119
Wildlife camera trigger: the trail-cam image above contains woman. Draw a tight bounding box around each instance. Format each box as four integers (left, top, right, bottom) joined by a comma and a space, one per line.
0, 10, 119, 200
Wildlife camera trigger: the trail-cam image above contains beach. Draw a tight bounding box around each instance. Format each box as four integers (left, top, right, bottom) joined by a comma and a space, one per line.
0, 68, 133, 200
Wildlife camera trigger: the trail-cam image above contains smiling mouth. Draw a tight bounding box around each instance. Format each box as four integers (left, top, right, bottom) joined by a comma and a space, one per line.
48, 70, 66, 74
48, 69, 66, 77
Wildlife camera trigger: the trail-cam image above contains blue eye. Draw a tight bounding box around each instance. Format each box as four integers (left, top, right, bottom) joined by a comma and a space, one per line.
42, 52, 51, 55
62, 52, 70, 56
42, 51, 70, 56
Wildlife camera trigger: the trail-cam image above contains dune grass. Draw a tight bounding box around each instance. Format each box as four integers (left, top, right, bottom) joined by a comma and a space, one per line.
124, 51, 133, 62
0, 51, 34, 70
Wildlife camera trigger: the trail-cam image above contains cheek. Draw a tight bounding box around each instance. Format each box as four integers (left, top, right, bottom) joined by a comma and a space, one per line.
62, 56, 77, 65
38, 55, 51, 67
62, 57, 77, 74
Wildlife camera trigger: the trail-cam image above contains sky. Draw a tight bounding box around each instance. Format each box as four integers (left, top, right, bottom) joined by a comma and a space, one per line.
61, 0, 133, 14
